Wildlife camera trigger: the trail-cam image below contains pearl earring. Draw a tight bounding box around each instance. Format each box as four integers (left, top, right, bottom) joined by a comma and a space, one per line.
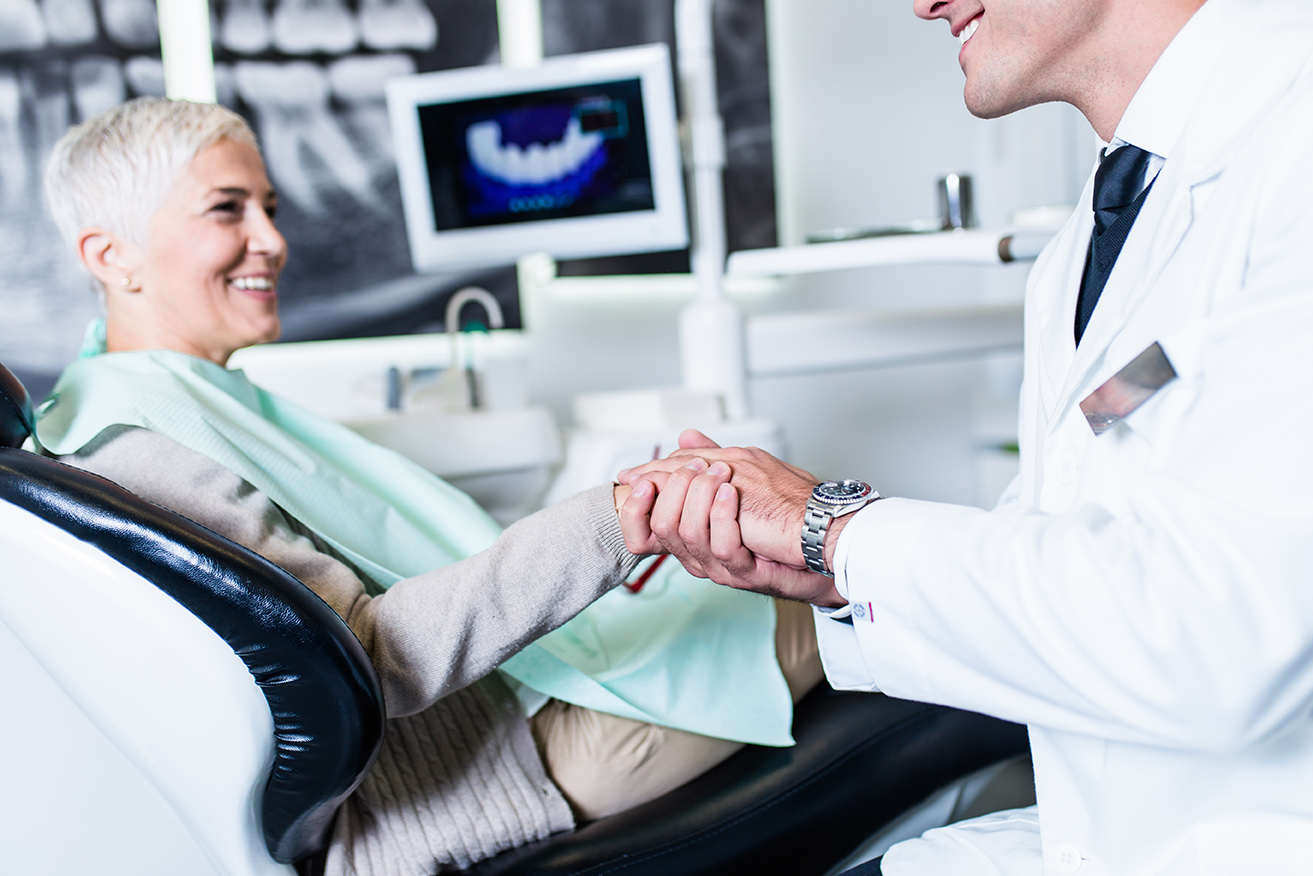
120, 277, 131, 287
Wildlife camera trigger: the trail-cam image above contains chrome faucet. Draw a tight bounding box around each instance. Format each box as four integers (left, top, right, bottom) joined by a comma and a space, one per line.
444, 286, 505, 332
445, 287, 504, 410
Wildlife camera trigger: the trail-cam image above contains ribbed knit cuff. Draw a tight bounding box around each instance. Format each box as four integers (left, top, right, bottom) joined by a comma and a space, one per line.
577, 484, 645, 579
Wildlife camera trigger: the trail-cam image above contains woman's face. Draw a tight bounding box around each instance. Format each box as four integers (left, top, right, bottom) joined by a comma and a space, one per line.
133, 137, 286, 365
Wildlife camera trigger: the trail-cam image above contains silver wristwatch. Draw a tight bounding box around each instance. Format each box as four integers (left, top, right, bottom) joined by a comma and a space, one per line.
802, 480, 879, 576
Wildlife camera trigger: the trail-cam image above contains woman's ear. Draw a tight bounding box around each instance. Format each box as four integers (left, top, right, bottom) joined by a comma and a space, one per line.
77, 227, 142, 292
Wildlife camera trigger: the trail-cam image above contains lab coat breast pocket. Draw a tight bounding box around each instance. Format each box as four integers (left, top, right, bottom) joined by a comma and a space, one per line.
1100, 322, 1209, 470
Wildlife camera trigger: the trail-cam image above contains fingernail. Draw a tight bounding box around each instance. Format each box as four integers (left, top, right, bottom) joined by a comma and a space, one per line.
707, 461, 730, 477
684, 458, 708, 472
716, 483, 734, 502
632, 479, 652, 498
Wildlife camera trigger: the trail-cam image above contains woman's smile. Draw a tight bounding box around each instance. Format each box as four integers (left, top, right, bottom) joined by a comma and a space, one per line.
125, 137, 287, 365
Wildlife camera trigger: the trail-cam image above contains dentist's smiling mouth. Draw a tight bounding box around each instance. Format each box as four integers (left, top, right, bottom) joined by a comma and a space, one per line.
959, 14, 982, 46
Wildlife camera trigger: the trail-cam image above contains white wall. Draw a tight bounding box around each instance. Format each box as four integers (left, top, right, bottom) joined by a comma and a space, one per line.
769, 1, 1092, 248
523, 1, 1095, 508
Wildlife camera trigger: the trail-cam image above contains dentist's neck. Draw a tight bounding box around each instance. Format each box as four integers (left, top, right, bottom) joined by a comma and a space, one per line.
1077, 0, 1207, 141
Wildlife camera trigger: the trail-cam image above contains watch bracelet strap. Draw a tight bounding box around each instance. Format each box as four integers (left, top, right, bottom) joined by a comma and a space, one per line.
801, 499, 833, 576
802, 495, 879, 576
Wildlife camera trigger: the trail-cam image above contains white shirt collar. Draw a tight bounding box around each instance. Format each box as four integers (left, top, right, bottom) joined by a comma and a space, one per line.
1112, 0, 1259, 160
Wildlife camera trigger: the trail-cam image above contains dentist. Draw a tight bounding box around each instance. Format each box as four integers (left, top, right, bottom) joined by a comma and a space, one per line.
620, 0, 1313, 873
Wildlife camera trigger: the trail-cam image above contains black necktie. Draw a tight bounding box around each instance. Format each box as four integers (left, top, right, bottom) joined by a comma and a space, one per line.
1074, 144, 1156, 345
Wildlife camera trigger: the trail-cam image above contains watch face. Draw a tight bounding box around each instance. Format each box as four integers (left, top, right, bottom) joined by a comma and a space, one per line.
813, 479, 874, 506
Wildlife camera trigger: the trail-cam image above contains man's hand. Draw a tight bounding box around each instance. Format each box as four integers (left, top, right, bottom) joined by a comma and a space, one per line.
617, 429, 818, 568
617, 432, 847, 607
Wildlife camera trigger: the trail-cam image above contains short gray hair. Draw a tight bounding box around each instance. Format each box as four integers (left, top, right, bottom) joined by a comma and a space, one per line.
44, 96, 258, 252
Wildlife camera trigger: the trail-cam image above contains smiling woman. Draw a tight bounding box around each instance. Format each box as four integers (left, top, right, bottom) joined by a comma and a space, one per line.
33, 96, 820, 876
96, 138, 285, 364
66, 130, 285, 365
43, 98, 284, 366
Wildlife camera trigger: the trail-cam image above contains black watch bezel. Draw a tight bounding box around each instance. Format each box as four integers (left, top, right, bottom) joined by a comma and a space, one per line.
811, 479, 875, 508
802, 480, 877, 576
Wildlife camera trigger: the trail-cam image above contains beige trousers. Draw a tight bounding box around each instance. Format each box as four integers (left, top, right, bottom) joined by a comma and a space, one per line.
529, 598, 823, 821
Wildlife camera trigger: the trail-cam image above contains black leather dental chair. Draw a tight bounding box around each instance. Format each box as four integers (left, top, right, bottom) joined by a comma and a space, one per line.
0, 360, 1030, 876
0, 361, 386, 876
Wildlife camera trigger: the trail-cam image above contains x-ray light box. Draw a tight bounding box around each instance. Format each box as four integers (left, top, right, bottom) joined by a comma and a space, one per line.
387, 44, 688, 273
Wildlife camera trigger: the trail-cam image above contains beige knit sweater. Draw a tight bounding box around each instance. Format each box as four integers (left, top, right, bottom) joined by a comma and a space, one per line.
66, 426, 643, 875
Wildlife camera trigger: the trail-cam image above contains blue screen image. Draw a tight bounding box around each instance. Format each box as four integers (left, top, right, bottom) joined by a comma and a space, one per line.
462, 102, 615, 219
418, 78, 655, 232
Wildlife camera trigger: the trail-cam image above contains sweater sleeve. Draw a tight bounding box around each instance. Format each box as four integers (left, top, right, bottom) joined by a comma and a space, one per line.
64, 425, 642, 717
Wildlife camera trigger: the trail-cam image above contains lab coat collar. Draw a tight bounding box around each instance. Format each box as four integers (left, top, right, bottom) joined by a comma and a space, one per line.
1040, 0, 1307, 428
1112, 0, 1255, 164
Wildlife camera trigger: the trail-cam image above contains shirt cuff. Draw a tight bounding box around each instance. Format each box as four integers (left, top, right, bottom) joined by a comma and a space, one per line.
812, 606, 881, 692
817, 602, 853, 621
831, 503, 876, 603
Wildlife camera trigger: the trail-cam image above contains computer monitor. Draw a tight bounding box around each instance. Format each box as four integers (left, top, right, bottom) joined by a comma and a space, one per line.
386, 44, 688, 274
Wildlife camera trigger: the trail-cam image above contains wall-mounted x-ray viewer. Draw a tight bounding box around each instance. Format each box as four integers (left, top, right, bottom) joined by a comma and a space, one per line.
387, 44, 689, 274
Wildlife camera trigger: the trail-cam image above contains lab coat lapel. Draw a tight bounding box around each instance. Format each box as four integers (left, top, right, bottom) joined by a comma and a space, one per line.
1042, 0, 1308, 429
1030, 171, 1095, 423
1051, 162, 1193, 417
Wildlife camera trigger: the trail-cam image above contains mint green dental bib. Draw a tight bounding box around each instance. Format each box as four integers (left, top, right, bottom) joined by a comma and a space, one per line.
35, 349, 793, 746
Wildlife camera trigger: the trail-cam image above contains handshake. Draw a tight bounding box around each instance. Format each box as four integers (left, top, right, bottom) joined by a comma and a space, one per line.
614, 429, 858, 609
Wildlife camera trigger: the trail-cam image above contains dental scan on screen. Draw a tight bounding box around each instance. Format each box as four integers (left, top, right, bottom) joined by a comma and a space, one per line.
426, 79, 654, 228
387, 44, 688, 273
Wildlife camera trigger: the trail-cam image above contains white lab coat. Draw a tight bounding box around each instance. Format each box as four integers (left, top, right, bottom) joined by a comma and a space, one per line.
823, 1, 1313, 873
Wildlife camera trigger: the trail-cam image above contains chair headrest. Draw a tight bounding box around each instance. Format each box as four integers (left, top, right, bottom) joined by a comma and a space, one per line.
0, 363, 35, 450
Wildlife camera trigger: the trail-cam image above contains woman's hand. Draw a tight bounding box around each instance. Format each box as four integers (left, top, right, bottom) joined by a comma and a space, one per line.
613, 481, 667, 556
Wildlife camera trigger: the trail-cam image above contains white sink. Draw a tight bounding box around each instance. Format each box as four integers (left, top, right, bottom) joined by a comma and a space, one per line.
232, 335, 556, 524
343, 406, 562, 525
